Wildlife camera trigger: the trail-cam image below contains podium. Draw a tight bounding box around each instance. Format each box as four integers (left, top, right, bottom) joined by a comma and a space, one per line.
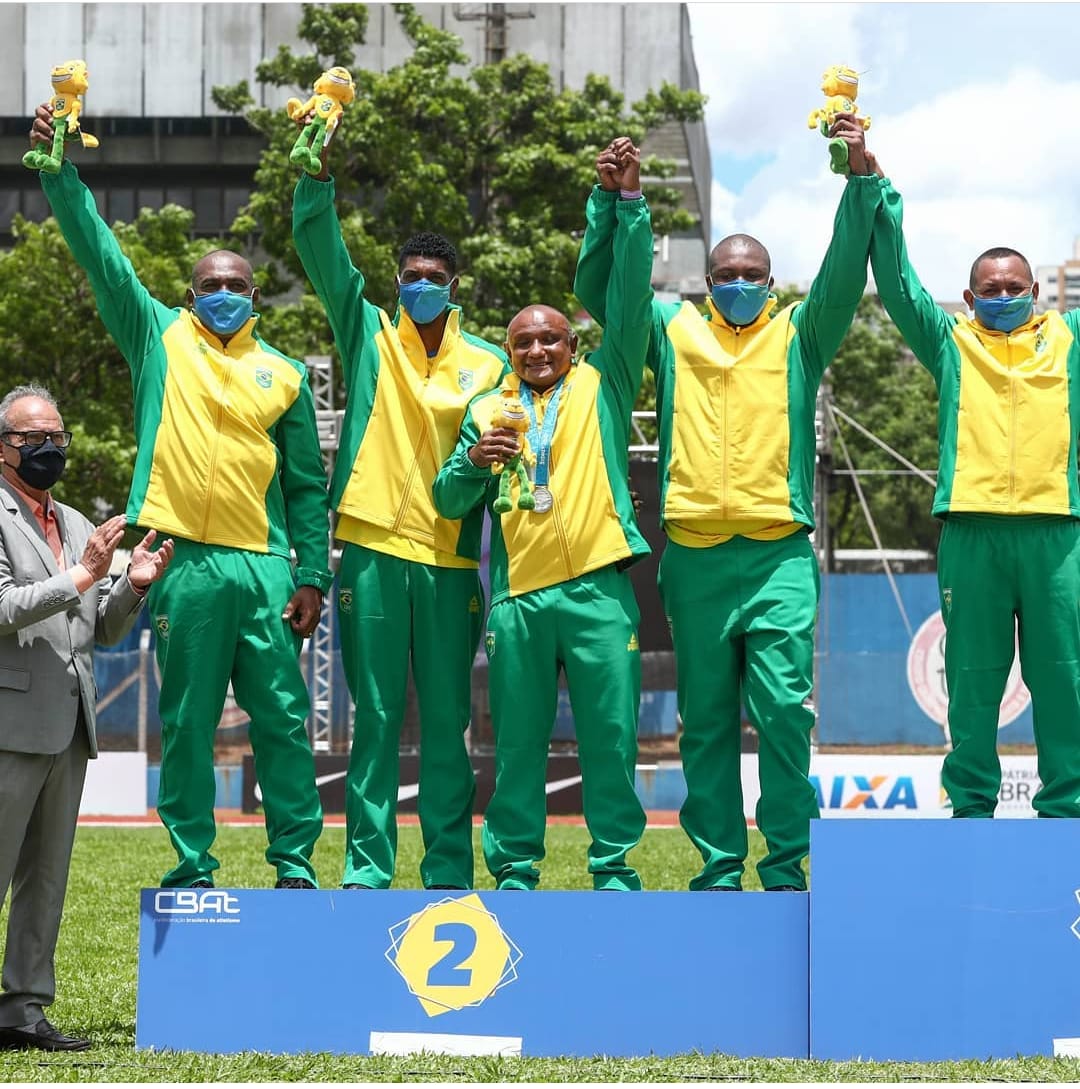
810, 819, 1080, 1060
137, 820, 1080, 1058
137, 888, 808, 1057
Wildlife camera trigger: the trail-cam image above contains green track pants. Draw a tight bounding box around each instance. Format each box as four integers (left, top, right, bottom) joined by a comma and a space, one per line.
337, 544, 482, 889
150, 541, 323, 887
482, 565, 646, 891
659, 532, 820, 891
938, 515, 1080, 818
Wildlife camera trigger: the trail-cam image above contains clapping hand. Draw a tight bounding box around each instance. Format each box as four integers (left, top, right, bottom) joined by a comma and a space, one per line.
127, 529, 174, 591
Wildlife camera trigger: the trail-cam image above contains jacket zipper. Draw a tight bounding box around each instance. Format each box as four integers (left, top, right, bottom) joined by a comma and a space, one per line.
391, 372, 433, 534
1007, 336, 1016, 508
200, 357, 232, 541
721, 328, 739, 519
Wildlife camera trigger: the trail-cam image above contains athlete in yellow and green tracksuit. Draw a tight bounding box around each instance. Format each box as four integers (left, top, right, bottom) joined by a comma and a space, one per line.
433, 192, 653, 891
575, 168, 886, 891
41, 162, 332, 888
870, 178, 1080, 819
292, 173, 508, 890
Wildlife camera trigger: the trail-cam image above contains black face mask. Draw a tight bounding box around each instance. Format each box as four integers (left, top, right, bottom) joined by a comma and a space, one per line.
14, 438, 66, 490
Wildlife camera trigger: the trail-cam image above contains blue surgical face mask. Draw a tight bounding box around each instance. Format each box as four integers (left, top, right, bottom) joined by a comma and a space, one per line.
710, 279, 771, 327
398, 278, 452, 325
192, 289, 255, 336
972, 292, 1034, 334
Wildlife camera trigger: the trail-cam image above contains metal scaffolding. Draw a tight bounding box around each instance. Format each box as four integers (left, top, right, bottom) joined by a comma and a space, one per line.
304, 355, 348, 753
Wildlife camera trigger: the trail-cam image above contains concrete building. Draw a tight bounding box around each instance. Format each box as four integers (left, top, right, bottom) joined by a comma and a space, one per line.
1036, 241, 1080, 313
0, 3, 710, 296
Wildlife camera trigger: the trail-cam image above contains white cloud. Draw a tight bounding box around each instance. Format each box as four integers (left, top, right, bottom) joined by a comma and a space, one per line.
687, 4, 1080, 303
687, 3, 864, 158
709, 178, 738, 241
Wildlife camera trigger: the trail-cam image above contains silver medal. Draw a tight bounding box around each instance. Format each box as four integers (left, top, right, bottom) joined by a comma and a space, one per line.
532, 486, 553, 513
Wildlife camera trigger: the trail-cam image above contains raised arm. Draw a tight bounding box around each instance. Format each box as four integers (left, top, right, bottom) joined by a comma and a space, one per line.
592, 144, 654, 409
791, 116, 888, 380
292, 172, 384, 392
573, 142, 626, 324
35, 117, 169, 372
868, 175, 953, 384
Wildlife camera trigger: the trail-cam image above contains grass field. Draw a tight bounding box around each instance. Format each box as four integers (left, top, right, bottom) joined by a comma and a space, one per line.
2, 823, 1078, 1082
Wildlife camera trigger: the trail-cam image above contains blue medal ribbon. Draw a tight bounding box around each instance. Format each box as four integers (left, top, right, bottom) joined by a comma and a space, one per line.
519, 375, 566, 488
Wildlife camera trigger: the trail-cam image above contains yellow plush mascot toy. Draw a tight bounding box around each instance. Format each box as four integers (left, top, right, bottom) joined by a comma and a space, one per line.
23, 60, 99, 174
286, 66, 355, 175
807, 65, 870, 175
490, 390, 536, 515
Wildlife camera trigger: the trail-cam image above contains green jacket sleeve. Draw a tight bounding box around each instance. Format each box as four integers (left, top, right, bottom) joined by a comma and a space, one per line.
591, 195, 654, 411
273, 362, 333, 592
868, 180, 953, 384
792, 173, 887, 381
40, 161, 172, 373
292, 172, 384, 393
573, 186, 620, 325
433, 407, 491, 521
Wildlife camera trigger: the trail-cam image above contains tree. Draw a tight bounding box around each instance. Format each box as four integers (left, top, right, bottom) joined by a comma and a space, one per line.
0, 205, 224, 518
214, 2, 706, 352
820, 294, 941, 558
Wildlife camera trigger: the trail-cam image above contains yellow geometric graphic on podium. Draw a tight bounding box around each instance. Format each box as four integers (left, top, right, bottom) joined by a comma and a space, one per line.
385, 894, 523, 1017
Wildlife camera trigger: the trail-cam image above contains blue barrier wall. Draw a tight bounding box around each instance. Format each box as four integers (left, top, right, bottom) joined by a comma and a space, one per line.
817, 573, 1034, 746
96, 574, 1038, 748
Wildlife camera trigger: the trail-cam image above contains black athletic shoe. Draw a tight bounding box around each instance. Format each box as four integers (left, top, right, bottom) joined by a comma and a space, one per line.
275, 877, 316, 889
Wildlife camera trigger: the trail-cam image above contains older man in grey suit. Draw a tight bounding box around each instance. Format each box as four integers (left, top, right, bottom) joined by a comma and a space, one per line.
0, 384, 172, 1052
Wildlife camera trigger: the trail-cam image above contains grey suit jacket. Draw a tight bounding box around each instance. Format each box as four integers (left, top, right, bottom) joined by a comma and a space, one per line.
0, 478, 144, 758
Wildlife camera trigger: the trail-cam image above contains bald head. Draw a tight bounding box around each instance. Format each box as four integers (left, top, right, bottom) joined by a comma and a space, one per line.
505, 305, 578, 392
708, 234, 772, 284
191, 249, 254, 292
508, 305, 570, 339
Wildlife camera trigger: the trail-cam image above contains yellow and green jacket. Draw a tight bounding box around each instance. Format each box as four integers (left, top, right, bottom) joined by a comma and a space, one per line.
39, 162, 332, 591
574, 176, 886, 545
871, 181, 1080, 518
292, 173, 508, 569
433, 195, 653, 603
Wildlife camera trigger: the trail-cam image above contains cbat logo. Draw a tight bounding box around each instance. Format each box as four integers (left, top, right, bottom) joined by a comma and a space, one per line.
468, 595, 480, 614
255, 367, 273, 389
386, 893, 522, 1017
339, 588, 353, 615
458, 368, 475, 391
154, 615, 170, 640
484, 631, 495, 658
627, 633, 639, 652
812, 774, 917, 810
154, 889, 240, 916
906, 610, 1030, 732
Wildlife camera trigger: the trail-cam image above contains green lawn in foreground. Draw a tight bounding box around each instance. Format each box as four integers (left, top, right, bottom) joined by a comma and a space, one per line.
2, 825, 1078, 1082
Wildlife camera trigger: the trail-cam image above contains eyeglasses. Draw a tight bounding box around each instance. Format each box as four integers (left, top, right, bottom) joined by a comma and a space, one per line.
1, 430, 73, 449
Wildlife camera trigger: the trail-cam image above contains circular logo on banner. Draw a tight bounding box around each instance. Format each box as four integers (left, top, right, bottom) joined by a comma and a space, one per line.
907, 610, 1031, 730
386, 893, 522, 1017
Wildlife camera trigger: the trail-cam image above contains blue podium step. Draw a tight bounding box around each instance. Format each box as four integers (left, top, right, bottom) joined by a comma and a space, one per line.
137, 888, 808, 1057
810, 819, 1080, 1060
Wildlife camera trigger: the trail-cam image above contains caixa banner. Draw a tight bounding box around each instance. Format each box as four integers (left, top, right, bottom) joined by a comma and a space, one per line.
241, 753, 585, 815
802, 754, 1041, 818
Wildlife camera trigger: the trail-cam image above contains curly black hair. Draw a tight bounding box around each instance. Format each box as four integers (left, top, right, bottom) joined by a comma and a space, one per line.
398, 232, 458, 276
